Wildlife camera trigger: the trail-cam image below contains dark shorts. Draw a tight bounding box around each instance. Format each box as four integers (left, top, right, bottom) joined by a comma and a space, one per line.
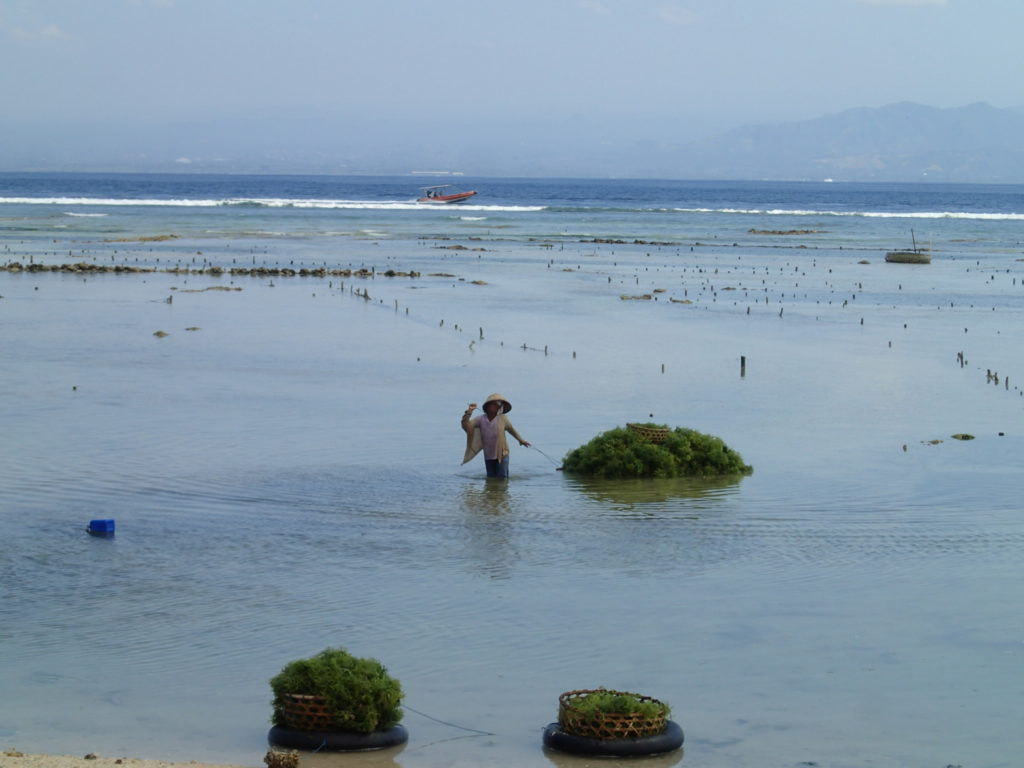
484, 457, 510, 478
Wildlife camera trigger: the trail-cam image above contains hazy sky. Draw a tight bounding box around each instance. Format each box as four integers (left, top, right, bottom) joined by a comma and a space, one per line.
3, 0, 1021, 126
1, 0, 1022, 174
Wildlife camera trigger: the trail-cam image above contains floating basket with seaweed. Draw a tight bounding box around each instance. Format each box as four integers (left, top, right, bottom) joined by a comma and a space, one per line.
269, 647, 404, 735
563, 424, 752, 478
626, 423, 669, 444
558, 689, 670, 740
280, 693, 337, 731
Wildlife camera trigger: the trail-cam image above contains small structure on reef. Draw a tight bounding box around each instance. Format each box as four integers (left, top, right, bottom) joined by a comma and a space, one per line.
885, 229, 931, 264
562, 423, 752, 478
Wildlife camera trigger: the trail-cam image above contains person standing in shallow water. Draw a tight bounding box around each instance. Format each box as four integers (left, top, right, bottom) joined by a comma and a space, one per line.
461, 393, 530, 478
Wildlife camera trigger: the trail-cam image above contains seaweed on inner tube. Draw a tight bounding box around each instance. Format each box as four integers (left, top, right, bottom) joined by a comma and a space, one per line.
562, 424, 752, 479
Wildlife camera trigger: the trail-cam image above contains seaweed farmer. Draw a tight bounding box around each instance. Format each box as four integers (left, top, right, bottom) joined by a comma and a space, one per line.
461, 393, 530, 478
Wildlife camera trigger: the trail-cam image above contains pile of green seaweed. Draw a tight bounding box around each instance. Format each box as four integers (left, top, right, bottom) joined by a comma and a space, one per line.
562, 424, 753, 479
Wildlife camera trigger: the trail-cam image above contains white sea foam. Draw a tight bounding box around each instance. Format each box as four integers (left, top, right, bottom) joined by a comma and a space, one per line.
0, 196, 545, 213
460, 216, 487, 221
1, 196, 222, 207
671, 206, 1024, 220
64, 212, 109, 217
11, 196, 1019, 219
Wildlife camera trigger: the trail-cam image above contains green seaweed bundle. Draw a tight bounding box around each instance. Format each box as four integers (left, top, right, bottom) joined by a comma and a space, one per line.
564, 689, 670, 721
270, 647, 403, 733
562, 424, 752, 478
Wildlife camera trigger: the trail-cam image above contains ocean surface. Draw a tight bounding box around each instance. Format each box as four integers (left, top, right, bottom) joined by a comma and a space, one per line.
1, 173, 1023, 768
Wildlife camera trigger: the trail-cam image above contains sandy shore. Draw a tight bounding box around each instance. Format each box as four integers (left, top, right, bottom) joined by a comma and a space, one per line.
0, 754, 251, 768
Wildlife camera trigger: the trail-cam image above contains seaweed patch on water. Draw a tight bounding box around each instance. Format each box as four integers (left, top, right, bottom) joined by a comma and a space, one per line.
748, 228, 824, 235
562, 423, 752, 479
105, 234, 180, 242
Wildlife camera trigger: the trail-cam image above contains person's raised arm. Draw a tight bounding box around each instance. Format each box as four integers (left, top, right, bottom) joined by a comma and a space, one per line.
461, 402, 478, 433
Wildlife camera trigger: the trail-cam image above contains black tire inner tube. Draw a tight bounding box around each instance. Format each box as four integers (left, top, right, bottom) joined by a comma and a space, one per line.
542, 720, 684, 756
268, 723, 408, 752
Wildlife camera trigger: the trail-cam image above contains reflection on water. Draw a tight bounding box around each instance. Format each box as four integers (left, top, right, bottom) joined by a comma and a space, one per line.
565, 474, 745, 511
461, 479, 514, 516
296, 744, 405, 768
542, 744, 684, 768
459, 480, 517, 580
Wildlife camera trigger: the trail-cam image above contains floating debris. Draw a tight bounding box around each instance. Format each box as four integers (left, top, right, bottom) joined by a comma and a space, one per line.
179, 286, 242, 293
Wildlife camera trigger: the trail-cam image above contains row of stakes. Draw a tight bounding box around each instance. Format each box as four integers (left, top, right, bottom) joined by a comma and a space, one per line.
340, 280, 756, 376
343, 281, 1018, 393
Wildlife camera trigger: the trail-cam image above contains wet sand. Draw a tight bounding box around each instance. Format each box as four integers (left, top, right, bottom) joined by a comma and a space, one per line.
0, 754, 251, 768
0, 751, 416, 768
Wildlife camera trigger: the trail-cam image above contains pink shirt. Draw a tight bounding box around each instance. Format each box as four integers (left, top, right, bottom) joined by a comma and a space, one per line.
477, 414, 502, 459
461, 410, 526, 465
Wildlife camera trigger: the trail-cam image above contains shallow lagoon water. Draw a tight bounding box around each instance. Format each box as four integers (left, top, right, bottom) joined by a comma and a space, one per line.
2, 177, 1024, 768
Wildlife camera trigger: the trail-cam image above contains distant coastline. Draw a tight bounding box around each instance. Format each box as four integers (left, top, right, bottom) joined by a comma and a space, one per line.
3, 102, 1024, 182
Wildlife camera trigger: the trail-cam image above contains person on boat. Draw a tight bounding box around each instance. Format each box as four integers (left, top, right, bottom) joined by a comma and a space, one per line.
461, 393, 530, 478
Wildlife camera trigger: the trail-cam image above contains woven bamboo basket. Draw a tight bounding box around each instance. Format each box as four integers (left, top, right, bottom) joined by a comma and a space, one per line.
280, 694, 338, 731
558, 689, 669, 740
626, 423, 670, 444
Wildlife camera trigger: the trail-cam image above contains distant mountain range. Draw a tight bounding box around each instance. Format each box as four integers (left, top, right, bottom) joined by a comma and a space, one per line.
3, 101, 1024, 182
657, 101, 1024, 183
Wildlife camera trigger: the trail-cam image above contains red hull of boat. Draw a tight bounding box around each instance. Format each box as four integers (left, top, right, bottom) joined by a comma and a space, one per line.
417, 190, 477, 204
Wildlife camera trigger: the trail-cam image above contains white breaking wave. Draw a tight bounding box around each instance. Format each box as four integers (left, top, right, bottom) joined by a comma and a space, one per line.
671, 207, 1024, 221
8, 196, 1017, 219
64, 211, 109, 217
0, 196, 546, 213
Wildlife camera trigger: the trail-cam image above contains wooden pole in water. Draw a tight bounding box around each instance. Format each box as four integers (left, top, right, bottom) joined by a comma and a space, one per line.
740, 356, 746, 377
